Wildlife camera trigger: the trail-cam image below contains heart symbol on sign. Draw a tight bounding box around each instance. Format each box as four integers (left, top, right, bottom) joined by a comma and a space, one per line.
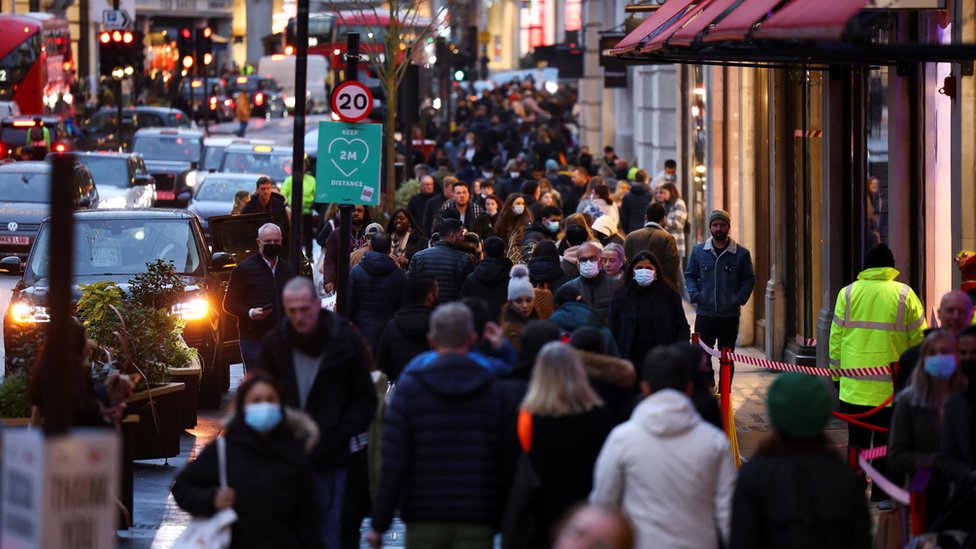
328, 137, 370, 177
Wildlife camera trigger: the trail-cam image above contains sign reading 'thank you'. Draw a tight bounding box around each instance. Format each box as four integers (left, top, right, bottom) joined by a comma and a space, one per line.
315, 121, 381, 206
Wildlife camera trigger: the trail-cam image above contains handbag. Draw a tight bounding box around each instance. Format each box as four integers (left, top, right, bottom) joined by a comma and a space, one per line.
172, 437, 238, 549
501, 410, 542, 549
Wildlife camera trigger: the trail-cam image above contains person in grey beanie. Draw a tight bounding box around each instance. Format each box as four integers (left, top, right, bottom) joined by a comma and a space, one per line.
684, 209, 756, 381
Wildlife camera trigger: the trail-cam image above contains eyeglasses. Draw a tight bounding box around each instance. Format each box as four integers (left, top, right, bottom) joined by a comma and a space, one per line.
578, 256, 599, 264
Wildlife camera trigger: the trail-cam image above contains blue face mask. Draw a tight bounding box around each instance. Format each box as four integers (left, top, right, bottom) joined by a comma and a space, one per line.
547, 221, 560, 233
923, 354, 957, 379
244, 402, 283, 433
634, 268, 656, 287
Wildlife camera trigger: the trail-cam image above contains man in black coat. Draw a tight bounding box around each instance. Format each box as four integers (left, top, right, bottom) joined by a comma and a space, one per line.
421, 176, 455, 236
348, 232, 406, 351
459, 236, 512, 321
524, 205, 564, 242
375, 276, 438, 382
368, 303, 504, 548
222, 222, 296, 372
407, 218, 474, 303
258, 277, 378, 548
240, 176, 290, 235
620, 170, 654, 234
407, 175, 435, 232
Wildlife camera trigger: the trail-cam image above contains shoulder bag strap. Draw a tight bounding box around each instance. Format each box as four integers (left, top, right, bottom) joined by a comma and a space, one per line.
517, 410, 532, 453
217, 437, 228, 489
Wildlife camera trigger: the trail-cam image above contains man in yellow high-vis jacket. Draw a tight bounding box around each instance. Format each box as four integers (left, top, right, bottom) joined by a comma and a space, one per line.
829, 244, 926, 506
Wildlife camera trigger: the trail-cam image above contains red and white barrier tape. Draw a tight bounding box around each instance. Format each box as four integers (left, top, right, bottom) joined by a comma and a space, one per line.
696, 340, 892, 378
859, 455, 910, 506
859, 445, 887, 461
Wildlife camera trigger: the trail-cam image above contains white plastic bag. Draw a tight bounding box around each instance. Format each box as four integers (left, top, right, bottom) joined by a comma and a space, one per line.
172, 437, 237, 548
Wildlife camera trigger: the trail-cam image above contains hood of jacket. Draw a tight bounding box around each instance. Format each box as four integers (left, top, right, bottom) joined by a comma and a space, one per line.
528, 254, 565, 283
857, 266, 900, 282
551, 301, 603, 331
473, 257, 513, 285
576, 349, 635, 388
359, 250, 399, 276
633, 389, 700, 437
410, 352, 495, 398
392, 304, 432, 340
562, 245, 581, 266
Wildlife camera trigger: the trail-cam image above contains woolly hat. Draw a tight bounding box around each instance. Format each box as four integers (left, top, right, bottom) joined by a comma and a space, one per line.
591, 215, 618, 238
767, 372, 833, 440
708, 209, 731, 226
508, 264, 534, 301
545, 159, 559, 172
627, 166, 639, 181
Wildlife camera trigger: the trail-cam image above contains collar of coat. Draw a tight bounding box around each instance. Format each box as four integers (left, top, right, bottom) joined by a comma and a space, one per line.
857, 266, 900, 281
643, 221, 666, 231
704, 237, 739, 255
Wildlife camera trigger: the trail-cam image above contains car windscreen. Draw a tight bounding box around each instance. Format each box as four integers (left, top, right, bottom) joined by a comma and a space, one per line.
196, 177, 253, 202
0, 171, 49, 202
132, 135, 201, 162
168, 112, 191, 128
201, 145, 226, 171
77, 156, 129, 188
221, 151, 292, 182
0, 126, 30, 146
27, 219, 202, 281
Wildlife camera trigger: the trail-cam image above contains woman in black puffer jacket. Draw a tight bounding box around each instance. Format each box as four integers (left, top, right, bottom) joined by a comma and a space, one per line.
527, 240, 571, 292
172, 374, 323, 549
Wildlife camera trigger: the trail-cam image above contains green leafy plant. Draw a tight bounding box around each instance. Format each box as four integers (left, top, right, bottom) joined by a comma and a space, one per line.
0, 370, 30, 418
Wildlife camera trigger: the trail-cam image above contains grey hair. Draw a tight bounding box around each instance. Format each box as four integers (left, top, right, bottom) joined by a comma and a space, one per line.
258, 223, 282, 239
283, 276, 316, 301
429, 302, 475, 348
603, 243, 625, 260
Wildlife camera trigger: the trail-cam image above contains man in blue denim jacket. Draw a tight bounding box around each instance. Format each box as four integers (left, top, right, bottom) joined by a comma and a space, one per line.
684, 209, 756, 380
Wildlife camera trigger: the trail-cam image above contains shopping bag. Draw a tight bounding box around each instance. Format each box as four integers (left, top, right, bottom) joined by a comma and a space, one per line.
172, 437, 237, 548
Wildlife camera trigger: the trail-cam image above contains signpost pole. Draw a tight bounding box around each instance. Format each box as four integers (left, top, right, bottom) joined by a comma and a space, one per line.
114, 0, 123, 152
335, 32, 360, 319
289, 0, 310, 265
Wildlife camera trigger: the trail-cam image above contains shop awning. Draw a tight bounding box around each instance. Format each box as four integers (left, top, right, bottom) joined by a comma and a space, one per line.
607, 0, 697, 55
701, 0, 781, 43
751, 0, 871, 40
638, 0, 731, 53
667, 0, 741, 47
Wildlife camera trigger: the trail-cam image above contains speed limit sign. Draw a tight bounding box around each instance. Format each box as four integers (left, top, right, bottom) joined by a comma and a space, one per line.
331, 81, 373, 123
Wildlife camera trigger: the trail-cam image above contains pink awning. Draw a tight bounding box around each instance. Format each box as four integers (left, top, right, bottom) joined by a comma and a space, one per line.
639, 0, 729, 52
752, 0, 871, 40
607, 0, 698, 55
701, 0, 781, 43
667, 0, 741, 47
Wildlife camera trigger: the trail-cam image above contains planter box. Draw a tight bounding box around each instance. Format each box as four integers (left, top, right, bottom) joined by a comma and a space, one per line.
0, 418, 31, 427
125, 382, 185, 461
169, 359, 202, 429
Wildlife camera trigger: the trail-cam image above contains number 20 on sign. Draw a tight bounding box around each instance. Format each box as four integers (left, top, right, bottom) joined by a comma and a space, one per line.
330, 81, 373, 123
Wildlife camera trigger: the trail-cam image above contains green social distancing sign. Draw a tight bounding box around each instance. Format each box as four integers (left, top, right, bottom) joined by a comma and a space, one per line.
315, 121, 381, 206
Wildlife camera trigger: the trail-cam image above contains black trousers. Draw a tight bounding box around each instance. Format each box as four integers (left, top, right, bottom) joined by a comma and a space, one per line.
340, 449, 370, 549
840, 401, 893, 502
695, 315, 740, 381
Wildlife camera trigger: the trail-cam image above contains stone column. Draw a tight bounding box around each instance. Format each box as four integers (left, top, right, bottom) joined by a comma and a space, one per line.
633, 64, 677, 173
764, 69, 787, 361
578, 0, 605, 152
245, 0, 272, 65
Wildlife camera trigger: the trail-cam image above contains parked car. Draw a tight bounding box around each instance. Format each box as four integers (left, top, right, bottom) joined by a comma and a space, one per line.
184, 172, 264, 234
0, 116, 80, 160
0, 209, 240, 406
179, 78, 235, 122
219, 143, 294, 184
131, 127, 204, 206
0, 101, 21, 118
186, 137, 275, 190
0, 161, 98, 260
76, 106, 193, 152
70, 151, 156, 209
227, 74, 288, 119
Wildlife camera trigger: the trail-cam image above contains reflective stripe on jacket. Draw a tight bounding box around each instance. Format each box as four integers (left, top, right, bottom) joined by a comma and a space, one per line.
828, 267, 926, 407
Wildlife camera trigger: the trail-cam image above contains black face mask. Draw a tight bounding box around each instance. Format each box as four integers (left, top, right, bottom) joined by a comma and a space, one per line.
262, 243, 281, 259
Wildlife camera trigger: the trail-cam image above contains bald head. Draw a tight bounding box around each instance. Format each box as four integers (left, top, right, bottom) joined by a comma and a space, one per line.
939, 290, 974, 335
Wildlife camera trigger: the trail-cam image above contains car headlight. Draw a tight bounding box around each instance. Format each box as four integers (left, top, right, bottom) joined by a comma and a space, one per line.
185, 171, 198, 187
10, 301, 49, 323
171, 298, 209, 321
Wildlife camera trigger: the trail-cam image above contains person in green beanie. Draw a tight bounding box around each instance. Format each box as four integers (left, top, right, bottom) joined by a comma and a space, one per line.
729, 372, 871, 548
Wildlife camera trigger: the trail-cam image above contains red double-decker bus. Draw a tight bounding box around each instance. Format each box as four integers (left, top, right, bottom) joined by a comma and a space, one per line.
0, 13, 75, 116
284, 9, 433, 84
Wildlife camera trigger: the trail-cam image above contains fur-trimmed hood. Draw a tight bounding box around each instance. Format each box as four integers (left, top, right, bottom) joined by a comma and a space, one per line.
222, 406, 320, 454
575, 349, 635, 388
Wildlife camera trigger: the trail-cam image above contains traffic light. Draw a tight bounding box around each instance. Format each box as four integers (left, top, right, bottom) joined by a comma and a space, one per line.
196, 27, 213, 68
98, 30, 144, 79
453, 69, 466, 81
123, 31, 146, 74
177, 27, 194, 71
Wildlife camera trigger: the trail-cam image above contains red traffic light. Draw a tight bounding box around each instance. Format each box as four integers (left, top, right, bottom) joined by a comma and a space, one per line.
99, 32, 110, 44
122, 31, 133, 44
202, 27, 212, 39
112, 30, 122, 42
180, 28, 191, 39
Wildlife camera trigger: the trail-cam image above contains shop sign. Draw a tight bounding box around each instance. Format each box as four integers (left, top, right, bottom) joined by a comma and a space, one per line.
600, 33, 629, 89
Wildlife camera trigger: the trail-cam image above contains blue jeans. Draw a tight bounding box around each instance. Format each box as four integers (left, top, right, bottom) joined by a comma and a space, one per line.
317, 469, 347, 549
239, 338, 262, 374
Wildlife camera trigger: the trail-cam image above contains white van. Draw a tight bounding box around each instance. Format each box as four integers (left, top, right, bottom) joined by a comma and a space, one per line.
257, 54, 330, 114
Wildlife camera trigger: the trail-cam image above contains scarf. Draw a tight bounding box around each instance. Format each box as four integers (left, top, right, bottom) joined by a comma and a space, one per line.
392, 229, 411, 255
284, 311, 330, 356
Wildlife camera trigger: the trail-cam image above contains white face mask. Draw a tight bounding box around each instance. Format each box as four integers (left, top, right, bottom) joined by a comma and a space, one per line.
634, 268, 656, 287
579, 260, 601, 279
513, 204, 525, 216
510, 172, 520, 178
